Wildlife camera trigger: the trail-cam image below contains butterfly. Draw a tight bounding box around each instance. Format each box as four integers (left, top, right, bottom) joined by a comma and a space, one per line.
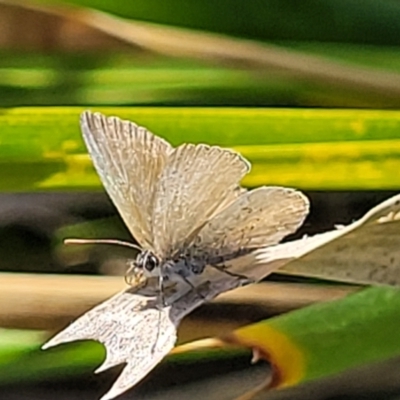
79, 111, 309, 297
43, 111, 309, 400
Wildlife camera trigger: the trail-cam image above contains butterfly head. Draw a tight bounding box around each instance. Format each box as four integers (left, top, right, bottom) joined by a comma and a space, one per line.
134, 250, 162, 278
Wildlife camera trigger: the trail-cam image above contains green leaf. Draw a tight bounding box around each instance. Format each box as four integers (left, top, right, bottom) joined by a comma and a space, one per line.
37, 0, 400, 46
174, 286, 400, 396
0, 329, 44, 365
0, 329, 101, 384
1, 107, 400, 191
2, 49, 400, 108
239, 287, 400, 386
0, 54, 277, 107
0, 336, 104, 384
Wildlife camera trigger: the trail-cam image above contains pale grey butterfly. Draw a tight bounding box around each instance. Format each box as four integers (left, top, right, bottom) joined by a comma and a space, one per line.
43, 111, 309, 400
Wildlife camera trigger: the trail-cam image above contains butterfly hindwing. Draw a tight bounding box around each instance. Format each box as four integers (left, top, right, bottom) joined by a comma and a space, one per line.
189, 186, 309, 265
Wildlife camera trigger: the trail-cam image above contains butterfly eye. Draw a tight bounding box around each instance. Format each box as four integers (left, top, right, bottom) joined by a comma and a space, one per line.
145, 254, 159, 272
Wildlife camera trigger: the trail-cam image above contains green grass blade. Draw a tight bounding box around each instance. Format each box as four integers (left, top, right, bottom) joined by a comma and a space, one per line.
232, 286, 400, 389
0, 107, 400, 191
174, 286, 400, 394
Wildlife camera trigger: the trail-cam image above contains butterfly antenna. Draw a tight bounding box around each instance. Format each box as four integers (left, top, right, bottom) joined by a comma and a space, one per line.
64, 238, 142, 252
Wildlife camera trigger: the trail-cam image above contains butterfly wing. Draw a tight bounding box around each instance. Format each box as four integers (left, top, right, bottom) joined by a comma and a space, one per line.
80, 111, 172, 249
42, 287, 177, 400
151, 143, 250, 258
189, 186, 309, 266
42, 277, 243, 400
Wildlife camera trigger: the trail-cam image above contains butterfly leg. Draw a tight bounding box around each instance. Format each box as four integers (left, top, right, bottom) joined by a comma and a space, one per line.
164, 259, 206, 300
158, 275, 166, 307
124, 260, 145, 287
209, 264, 253, 284
152, 276, 164, 355
179, 274, 206, 300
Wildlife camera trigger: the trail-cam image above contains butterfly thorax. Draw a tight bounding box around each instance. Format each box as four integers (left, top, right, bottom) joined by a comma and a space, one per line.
132, 249, 207, 284
165, 255, 207, 280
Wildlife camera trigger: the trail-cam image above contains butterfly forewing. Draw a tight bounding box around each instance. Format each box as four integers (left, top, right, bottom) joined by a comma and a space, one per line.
80, 111, 172, 249
151, 143, 250, 258
190, 186, 309, 264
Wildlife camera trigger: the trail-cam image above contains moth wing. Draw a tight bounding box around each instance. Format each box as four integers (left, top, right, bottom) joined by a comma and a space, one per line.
81, 111, 172, 249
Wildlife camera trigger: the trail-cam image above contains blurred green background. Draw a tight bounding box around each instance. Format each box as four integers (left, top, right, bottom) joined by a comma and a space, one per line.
0, 1, 400, 400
